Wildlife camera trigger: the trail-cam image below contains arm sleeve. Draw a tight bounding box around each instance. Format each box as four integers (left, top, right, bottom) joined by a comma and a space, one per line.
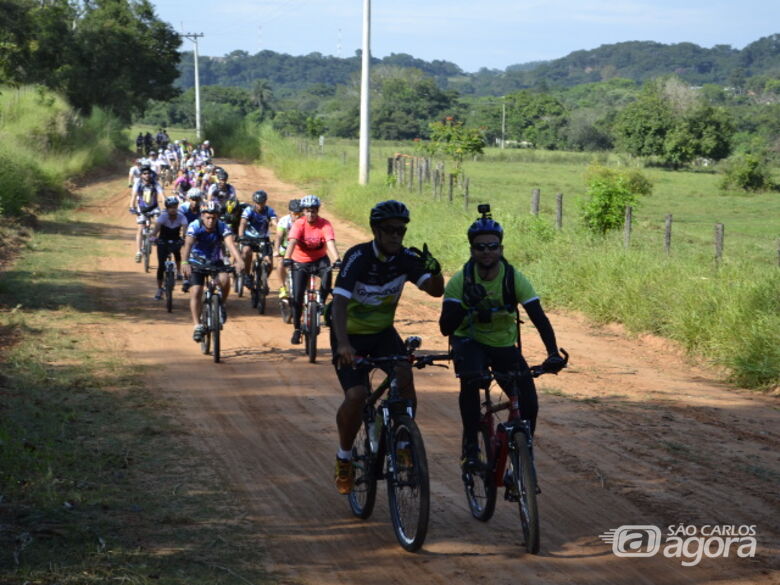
439, 300, 466, 336
523, 299, 558, 356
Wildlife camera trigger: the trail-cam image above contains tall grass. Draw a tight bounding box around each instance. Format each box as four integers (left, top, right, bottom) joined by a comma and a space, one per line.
260, 128, 780, 389
0, 85, 126, 215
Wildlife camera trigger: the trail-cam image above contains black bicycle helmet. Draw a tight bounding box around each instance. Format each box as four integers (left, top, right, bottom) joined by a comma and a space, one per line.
288, 198, 301, 213
216, 169, 228, 181
369, 200, 410, 226
467, 217, 503, 243
252, 190, 268, 204
164, 196, 179, 208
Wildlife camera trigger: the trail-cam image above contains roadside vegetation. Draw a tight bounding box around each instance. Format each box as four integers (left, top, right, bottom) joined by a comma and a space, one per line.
260, 128, 780, 390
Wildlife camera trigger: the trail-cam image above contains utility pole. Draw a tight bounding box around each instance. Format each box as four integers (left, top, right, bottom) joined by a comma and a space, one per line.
358, 0, 371, 185
182, 32, 204, 141
501, 101, 506, 149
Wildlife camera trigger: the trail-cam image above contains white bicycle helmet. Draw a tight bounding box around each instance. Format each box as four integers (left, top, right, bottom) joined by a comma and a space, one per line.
300, 194, 321, 208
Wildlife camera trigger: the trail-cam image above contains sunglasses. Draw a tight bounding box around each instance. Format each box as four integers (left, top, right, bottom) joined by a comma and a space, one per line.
378, 224, 408, 236
471, 242, 500, 252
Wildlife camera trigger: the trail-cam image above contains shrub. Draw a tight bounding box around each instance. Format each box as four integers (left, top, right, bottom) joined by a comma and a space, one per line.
580, 164, 653, 234
720, 154, 771, 191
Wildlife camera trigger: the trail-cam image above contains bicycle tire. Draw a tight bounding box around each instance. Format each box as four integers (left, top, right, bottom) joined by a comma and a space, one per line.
348, 416, 379, 519
306, 303, 318, 363
387, 415, 430, 552
200, 300, 211, 355
257, 263, 268, 315
462, 423, 497, 522
142, 234, 151, 273
510, 432, 540, 554
235, 271, 244, 297
250, 260, 260, 308
165, 267, 174, 313
211, 294, 221, 363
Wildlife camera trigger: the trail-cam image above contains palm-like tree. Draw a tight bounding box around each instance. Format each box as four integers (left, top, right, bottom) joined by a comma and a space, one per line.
251, 79, 274, 121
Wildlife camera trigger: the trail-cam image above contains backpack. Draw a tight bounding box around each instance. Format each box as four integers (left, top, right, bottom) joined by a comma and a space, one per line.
462, 256, 522, 347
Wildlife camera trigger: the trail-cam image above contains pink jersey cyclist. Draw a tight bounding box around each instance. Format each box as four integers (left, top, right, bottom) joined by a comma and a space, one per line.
288, 215, 335, 262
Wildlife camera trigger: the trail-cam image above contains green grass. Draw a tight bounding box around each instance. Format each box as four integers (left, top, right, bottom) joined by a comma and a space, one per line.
260, 129, 780, 389
0, 195, 270, 583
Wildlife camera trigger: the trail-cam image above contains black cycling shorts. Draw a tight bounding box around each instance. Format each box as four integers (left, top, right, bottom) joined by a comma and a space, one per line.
330, 327, 405, 392
189, 260, 229, 286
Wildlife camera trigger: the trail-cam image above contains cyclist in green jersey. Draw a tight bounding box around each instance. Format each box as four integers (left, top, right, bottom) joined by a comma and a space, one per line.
439, 205, 566, 470
330, 200, 444, 494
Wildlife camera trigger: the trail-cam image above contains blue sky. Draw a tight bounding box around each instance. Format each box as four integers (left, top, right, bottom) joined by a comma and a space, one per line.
153, 0, 780, 72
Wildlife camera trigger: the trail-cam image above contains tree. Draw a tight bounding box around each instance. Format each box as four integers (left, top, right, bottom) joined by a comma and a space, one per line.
425, 118, 485, 174
581, 165, 653, 234
251, 79, 274, 121
503, 90, 569, 149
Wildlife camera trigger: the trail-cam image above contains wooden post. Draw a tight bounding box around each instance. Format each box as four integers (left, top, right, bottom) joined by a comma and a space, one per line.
464, 178, 470, 211
531, 188, 540, 216
555, 193, 563, 230
386, 157, 393, 177
418, 163, 423, 193
448, 173, 455, 202
623, 206, 633, 248
714, 223, 725, 267
408, 158, 415, 191
342, 151, 347, 165
777, 238, 780, 268
664, 214, 673, 256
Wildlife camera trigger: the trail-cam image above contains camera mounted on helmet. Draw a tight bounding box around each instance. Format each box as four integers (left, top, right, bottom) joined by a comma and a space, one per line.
467, 203, 503, 243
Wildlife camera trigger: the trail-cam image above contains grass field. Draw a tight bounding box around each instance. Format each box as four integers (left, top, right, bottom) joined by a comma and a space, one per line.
260, 130, 780, 389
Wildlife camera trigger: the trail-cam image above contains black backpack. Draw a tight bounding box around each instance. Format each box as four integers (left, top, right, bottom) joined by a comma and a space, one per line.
462, 256, 522, 347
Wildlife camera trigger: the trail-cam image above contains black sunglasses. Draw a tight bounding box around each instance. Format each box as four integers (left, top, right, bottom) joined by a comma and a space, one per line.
378, 224, 408, 236
471, 242, 500, 252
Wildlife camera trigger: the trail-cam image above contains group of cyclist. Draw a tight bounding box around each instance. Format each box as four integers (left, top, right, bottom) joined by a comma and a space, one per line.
127, 151, 568, 499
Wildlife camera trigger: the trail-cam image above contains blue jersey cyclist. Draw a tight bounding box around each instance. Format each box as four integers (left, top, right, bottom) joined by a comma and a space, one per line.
238, 189, 277, 280
181, 201, 244, 342
128, 165, 164, 263
180, 188, 203, 225
330, 200, 444, 495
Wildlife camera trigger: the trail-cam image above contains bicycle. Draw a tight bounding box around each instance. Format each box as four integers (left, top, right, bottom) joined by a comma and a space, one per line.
196, 262, 235, 363
239, 236, 272, 314
460, 348, 569, 554
155, 238, 183, 313
278, 267, 294, 324
295, 262, 334, 363
132, 209, 158, 273
348, 336, 450, 552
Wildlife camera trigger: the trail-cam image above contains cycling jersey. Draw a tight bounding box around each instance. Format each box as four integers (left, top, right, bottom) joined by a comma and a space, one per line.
444, 263, 538, 347
173, 175, 192, 195
241, 205, 276, 239
276, 213, 294, 252
186, 218, 232, 263
156, 210, 188, 240
333, 241, 431, 335
180, 202, 200, 224
288, 216, 334, 263
208, 183, 237, 205
133, 180, 163, 212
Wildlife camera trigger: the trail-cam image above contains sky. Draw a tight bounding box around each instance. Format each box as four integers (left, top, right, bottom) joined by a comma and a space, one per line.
152, 0, 780, 72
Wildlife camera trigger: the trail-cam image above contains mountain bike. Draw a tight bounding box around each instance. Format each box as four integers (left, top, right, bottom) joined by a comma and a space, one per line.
296, 262, 334, 363
137, 210, 159, 273
196, 262, 235, 363
348, 336, 450, 552
239, 236, 273, 314
460, 349, 569, 554
156, 238, 183, 313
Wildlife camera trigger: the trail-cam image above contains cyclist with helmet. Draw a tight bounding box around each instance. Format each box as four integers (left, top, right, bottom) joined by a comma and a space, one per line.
181, 200, 244, 342
128, 159, 143, 189
238, 189, 277, 281
207, 168, 237, 209
438, 205, 566, 471
128, 165, 164, 263
173, 168, 193, 201
329, 199, 444, 494
282, 194, 341, 345
149, 196, 189, 299
180, 188, 203, 224
274, 198, 302, 299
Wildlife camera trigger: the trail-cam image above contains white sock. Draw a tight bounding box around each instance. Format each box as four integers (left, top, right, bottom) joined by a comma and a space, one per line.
337, 448, 352, 460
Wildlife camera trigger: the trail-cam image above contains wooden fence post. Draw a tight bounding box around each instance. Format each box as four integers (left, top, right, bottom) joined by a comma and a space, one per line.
418, 163, 423, 193
530, 188, 540, 216
623, 206, 633, 248
714, 223, 725, 267
464, 178, 470, 211
448, 173, 455, 202
664, 214, 673, 256
386, 157, 393, 177
555, 193, 563, 230
777, 238, 780, 268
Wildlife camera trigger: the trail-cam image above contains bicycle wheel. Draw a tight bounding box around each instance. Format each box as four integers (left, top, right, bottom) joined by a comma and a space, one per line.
165, 267, 174, 313
250, 261, 260, 309
387, 415, 429, 552
510, 432, 540, 554
306, 303, 318, 363
348, 416, 379, 519
462, 423, 497, 522
257, 263, 268, 315
235, 270, 244, 297
211, 294, 221, 363
200, 300, 211, 355
142, 235, 151, 273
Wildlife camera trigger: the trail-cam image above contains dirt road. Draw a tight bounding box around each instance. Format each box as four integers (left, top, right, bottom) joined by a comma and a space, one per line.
85, 161, 778, 584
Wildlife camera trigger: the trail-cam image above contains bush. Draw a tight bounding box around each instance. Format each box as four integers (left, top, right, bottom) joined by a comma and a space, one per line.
580, 165, 653, 234
720, 154, 772, 191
